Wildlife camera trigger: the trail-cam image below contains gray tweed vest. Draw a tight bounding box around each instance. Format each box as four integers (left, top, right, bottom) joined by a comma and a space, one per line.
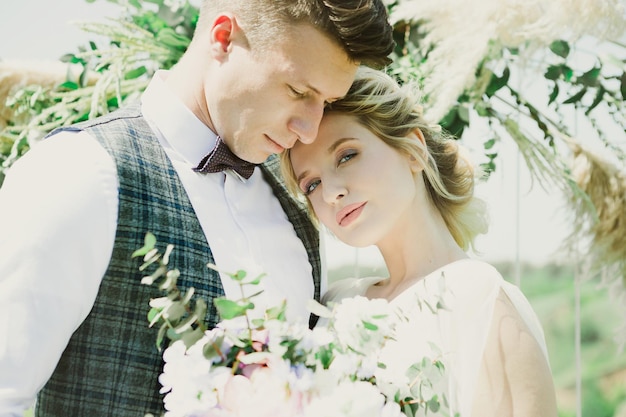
35, 104, 321, 417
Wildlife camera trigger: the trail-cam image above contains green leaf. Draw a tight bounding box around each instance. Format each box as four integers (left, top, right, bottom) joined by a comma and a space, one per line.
156, 322, 168, 351
106, 96, 120, 109
147, 307, 163, 326
141, 265, 166, 285
579, 66, 601, 87
214, 298, 254, 320
265, 300, 287, 321
79, 68, 89, 88
159, 269, 180, 291
124, 66, 148, 80
427, 396, 441, 412
156, 27, 191, 50
132, 232, 157, 258
173, 312, 199, 334
549, 40, 570, 58
585, 87, 605, 115
483, 138, 496, 150
316, 345, 335, 368
247, 273, 266, 285
163, 301, 186, 323
362, 320, 378, 331
181, 327, 204, 349
548, 83, 559, 104
180, 287, 195, 305
439, 106, 467, 137
166, 327, 182, 342
562, 66, 574, 82
58, 81, 79, 91
544, 65, 562, 81
251, 318, 265, 327
162, 244, 174, 265
203, 335, 226, 360
194, 299, 208, 322
485, 67, 510, 97
59, 53, 85, 65
457, 105, 470, 123
563, 88, 587, 104
139, 248, 160, 271
620, 72, 626, 100
474, 101, 490, 117
232, 270, 247, 281
439, 107, 458, 126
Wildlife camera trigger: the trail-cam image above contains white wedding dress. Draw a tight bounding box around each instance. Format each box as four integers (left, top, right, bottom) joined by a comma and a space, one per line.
322, 259, 550, 417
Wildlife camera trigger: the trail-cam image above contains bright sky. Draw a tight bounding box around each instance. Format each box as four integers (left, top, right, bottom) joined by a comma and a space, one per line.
0, 0, 576, 269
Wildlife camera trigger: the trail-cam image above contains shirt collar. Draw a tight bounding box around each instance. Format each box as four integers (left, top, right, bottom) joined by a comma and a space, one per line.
140, 70, 217, 167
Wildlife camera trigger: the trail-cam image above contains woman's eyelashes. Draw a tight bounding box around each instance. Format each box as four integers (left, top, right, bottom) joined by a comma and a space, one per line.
337, 149, 357, 165
300, 150, 358, 196
302, 178, 320, 196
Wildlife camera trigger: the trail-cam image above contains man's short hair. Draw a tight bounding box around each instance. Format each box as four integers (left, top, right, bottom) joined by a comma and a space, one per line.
196, 0, 394, 69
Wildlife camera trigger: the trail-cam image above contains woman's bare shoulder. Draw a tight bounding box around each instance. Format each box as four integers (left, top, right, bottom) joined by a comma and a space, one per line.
472, 289, 558, 416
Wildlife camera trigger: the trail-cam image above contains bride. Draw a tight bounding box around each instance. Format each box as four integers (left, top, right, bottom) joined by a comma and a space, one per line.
281, 67, 558, 416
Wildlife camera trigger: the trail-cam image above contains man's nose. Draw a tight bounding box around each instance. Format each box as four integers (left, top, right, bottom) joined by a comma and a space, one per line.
289, 102, 324, 144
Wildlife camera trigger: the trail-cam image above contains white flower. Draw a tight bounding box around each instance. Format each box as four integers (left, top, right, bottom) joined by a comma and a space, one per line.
214, 367, 303, 417
151, 279, 450, 417
303, 380, 387, 417
159, 339, 222, 417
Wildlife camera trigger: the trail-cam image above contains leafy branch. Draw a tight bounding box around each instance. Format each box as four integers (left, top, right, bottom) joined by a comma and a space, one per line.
132, 232, 274, 352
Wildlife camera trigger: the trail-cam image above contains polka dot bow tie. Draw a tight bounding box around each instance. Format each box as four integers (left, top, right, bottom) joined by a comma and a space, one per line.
193, 136, 256, 180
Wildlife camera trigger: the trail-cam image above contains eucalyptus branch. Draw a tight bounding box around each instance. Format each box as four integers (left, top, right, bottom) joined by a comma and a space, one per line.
133, 233, 270, 351
132, 233, 207, 350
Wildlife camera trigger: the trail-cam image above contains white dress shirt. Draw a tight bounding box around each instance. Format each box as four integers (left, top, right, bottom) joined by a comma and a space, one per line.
0, 71, 326, 416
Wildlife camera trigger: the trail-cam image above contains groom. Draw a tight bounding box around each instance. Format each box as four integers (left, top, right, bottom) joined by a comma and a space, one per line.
0, 1, 394, 416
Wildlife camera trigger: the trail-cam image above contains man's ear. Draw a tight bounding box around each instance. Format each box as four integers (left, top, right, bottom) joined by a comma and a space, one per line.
209, 13, 238, 59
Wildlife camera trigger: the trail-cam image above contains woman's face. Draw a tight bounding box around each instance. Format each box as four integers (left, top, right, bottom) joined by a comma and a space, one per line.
290, 112, 421, 247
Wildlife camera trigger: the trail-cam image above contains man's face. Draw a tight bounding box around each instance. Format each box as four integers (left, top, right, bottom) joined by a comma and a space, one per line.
207, 24, 359, 164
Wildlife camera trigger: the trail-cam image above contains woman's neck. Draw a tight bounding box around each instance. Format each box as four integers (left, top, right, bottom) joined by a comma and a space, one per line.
372, 202, 467, 300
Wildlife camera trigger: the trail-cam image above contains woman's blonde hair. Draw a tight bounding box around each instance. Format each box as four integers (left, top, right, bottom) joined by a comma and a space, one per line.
281, 66, 488, 251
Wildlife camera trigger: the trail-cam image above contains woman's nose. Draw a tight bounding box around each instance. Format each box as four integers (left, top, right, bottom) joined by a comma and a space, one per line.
322, 179, 347, 205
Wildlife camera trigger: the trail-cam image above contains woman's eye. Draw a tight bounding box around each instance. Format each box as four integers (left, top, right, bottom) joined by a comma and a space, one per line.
302, 179, 320, 196
338, 151, 357, 165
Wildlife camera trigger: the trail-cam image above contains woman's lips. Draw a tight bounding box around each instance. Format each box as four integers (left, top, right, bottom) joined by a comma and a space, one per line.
336, 202, 366, 227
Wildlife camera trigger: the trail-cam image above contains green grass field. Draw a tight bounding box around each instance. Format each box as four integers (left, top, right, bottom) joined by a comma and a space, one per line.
506, 262, 626, 417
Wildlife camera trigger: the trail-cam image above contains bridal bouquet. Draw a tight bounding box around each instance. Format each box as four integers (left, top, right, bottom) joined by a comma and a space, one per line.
134, 233, 446, 417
